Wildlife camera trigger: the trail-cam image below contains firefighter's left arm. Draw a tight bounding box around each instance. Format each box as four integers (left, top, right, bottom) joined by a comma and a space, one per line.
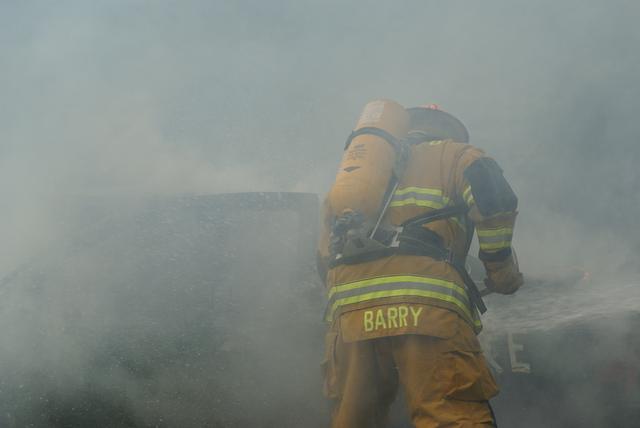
454, 148, 523, 294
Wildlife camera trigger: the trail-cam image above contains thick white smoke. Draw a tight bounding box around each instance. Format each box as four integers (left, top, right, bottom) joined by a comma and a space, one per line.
1, 1, 639, 427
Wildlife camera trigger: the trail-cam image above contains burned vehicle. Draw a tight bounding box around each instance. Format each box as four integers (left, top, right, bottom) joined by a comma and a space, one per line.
0, 192, 638, 427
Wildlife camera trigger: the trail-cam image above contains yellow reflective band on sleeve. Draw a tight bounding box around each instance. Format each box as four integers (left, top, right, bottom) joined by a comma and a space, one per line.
477, 227, 513, 237
477, 227, 513, 251
479, 241, 512, 251
463, 186, 475, 206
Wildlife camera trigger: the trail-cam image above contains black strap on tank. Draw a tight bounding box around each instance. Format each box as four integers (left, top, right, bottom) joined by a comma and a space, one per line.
328, 227, 449, 269
450, 262, 487, 314
344, 127, 399, 150
401, 203, 469, 228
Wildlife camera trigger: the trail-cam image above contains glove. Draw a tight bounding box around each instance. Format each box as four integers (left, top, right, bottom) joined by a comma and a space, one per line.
483, 253, 523, 295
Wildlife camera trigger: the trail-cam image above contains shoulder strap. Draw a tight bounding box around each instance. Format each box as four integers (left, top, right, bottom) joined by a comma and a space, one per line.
401, 204, 469, 228
344, 127, 399, 150
368, 178, 400, 239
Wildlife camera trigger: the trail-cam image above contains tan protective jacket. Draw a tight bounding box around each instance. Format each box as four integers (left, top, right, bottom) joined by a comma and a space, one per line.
319, 139, 522, 341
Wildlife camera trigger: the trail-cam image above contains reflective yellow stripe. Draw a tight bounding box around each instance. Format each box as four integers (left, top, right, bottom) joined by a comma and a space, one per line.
463, 186, 475, 206
391, 186, 466, 231
326, 275, 473, 322
477, 227, 513, 237
391, 187, 450, 209
478, 226, 513, 251
479, 241, 512, 251
395, 187, 444, 196
429, 140, 446, 146
328, 275, 466, 299
472, 310, 483, 330
326, 275, 484, 331
389, 198, 445, 209
327, 289, 472, 322
462, 186, 472, 200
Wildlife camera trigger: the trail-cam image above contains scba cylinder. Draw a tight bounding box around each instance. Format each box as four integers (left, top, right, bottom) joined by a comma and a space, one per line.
328, 99, 410, 219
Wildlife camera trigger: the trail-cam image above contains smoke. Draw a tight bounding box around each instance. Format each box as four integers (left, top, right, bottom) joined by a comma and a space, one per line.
1, 0, 639, 427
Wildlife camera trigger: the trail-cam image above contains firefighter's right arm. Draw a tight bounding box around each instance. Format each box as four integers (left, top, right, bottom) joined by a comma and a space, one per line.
455, 148, 523, 294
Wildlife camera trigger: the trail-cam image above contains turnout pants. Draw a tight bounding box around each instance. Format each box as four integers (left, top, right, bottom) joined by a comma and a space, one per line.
323, 317, 498, 428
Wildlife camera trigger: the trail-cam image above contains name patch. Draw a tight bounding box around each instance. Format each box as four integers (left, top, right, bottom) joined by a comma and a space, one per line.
363, 306, 423, 332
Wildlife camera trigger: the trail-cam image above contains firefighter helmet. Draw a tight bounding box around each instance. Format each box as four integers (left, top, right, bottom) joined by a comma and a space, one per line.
406, 105, 469, 143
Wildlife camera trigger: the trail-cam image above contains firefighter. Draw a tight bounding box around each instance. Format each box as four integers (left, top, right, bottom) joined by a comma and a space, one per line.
318, 101, 523, 427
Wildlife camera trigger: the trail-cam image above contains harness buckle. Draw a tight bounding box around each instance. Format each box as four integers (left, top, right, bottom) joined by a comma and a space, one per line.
388, 226, 403, 248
